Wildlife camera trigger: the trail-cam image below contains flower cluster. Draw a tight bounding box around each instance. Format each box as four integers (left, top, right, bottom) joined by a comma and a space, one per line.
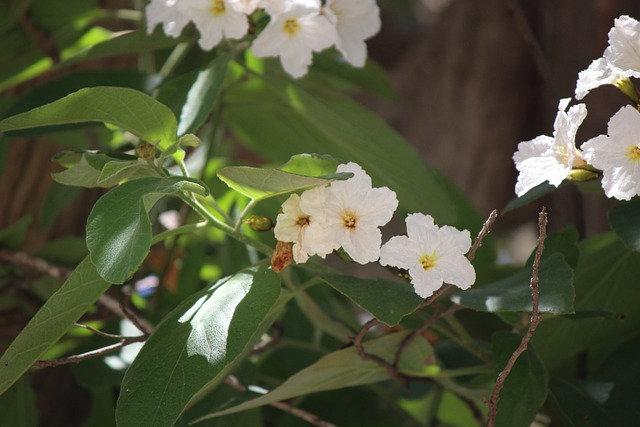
145, 0, 381, 78
274, 162, 476, 298
513, 15, 640, 201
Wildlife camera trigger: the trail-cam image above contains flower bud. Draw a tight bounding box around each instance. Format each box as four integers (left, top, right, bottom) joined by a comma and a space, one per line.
178, 134, 201, 148
136, 142, 157, 160
568, 169, 600, 182
245, 215, 274, 232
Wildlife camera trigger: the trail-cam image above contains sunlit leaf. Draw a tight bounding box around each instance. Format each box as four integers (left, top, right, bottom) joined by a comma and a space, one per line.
116, 266, 281, 427
0, 87, 177, 152
217, 166, 349, 201
194, 331, 432, 421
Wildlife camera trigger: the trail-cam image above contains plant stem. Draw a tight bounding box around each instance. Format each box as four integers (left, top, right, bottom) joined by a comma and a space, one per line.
179, 192, 273, 256
159, 42, 193, 78
150, 222, 208, 245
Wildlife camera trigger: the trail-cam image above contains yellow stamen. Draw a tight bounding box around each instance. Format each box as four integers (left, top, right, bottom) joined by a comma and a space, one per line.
419, 253, 437, 271
210, 0, 226, 16
283, 19, 300, 36
342, 213, 357, 229
626, 145, 640, 161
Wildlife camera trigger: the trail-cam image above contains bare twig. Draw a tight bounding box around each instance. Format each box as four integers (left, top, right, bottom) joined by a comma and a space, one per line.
251, 322, 284, 355
0, 250, 70, 280
35, 335, 147, 368
224, 376, 338, 427
73, 322, 131, 340
352, 319, 409, 386
119, 297, 153, 336
486, 208, 547, 427
98, 293, 155, 334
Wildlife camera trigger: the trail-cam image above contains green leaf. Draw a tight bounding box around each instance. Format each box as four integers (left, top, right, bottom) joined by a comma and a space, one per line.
223, 72, 481, 230
115, 266, 281, 427
0, 256, 111, 395
321, 274, 423, 326
0, 215, 31, 250
0, 87, 178, 152
502, 182, 563, 213
451, 253, 574, 314
217, 166, 348, 201
609, 198, 640, 252
177, 54, 230, 136
279, 153, 342, 177
194, 331, 433, 422
492, 332, 548, 427
547, 378, 616, 426
64, 30, 187, 65
532, 233, 640, 370
52, 150, 156, 188
86, 176, 208, 284
0, 377, 38, 427
525, 226, 580, 269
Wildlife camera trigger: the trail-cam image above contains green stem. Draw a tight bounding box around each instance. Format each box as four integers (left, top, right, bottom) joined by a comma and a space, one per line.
159, 42, 193, 78
235, 199, 257, 230
92, 9, 142, 21
179, 192, 273, 256
437, 365, 493, 378
150, 222, 208, 245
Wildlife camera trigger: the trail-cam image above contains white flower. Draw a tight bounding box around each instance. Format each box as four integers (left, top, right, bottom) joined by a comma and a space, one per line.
176, 0, 249, 50
575, 58, 622, 100
574, 15, 640, 99
604, 15, 640, 79
379, 213, 475, 298
145, 0, 190, 38
273, 186, 328, 263
251, 0, 337, 78
304, 162, 398, 264
513, 98, 587, 197
323, 0, 381, 67
581, 105, 640, 200
227, 0, 262, 14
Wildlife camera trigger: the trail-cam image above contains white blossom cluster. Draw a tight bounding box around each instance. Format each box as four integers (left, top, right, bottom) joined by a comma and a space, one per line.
513, 15, 640, 201
145, 0, 381, 78
274, 162, 476, 298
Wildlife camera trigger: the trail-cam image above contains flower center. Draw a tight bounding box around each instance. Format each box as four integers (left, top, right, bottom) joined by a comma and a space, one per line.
210, 0, 226, 15
283, 19, 300, 36
342, 212, 357, 230
296, 215, 310, 227
626, 145, 640, 162
419, 253, 437, 271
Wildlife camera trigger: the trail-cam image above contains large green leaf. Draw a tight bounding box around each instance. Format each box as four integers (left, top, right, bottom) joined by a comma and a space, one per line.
451, 253, 574, 314
609, 198, 640, 252
0, 256, 111, 395
321, 274, 423, 326
492, 332, 548, 427
115, 266, 281, 427
217, 166, 349, 202
86, 176, 208, 284
223, 71, 481, 230
0, 87, 177, 151
279, 153, 342, 177
52, 150, 157, 188
532, 233, 640, 370
547, 378, 617, 426
177, 54, 230, 136
194, 331, 433, 421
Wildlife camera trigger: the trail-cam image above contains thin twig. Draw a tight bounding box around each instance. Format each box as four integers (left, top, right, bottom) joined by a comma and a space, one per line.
224, 376, 338, 427
73, 323, 130, 340
35, 336, 147, 368
251, 322, 284, 355
352, 319, 408, 386
119, 297, 153, 336
486, 208, 547, 427
0, 249, 156, 334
